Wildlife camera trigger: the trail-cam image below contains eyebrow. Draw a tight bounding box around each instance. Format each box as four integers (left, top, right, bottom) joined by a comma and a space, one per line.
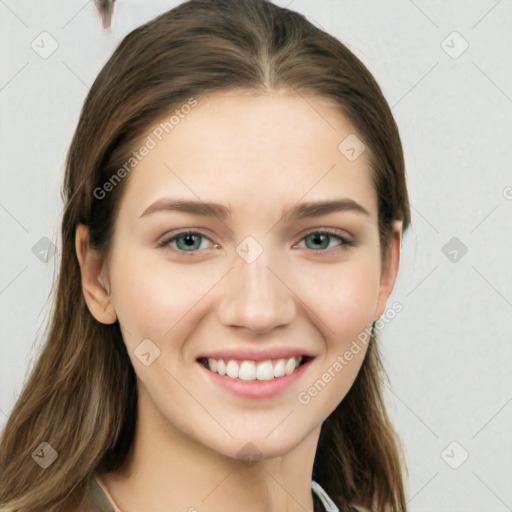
139, 197, 370, 221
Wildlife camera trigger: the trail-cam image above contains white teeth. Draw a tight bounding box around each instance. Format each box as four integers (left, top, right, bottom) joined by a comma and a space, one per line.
255, 360, 273, 381
204, 356, 303, 381
273, 358, 285, 378
226, 360, 239, 378
285, 357, 297, 375
239, 360, 257, 380
216, 359, 226, 376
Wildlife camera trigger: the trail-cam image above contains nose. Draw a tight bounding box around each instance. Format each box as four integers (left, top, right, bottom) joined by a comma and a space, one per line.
217, 247, 296, 335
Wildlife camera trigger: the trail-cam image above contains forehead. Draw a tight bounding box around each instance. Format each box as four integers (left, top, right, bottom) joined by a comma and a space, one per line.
117, 90, 377, 222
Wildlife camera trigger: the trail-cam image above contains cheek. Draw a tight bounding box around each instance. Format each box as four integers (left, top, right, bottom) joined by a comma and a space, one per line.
110, 251, 221, 342
298, 264, 379, 412
297, 254, 381, 339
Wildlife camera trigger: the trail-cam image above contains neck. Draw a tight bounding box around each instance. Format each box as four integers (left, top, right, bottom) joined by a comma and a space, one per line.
100, 382, 320, 512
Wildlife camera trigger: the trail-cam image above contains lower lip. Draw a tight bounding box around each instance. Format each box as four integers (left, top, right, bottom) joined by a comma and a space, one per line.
197, 358, 314, 399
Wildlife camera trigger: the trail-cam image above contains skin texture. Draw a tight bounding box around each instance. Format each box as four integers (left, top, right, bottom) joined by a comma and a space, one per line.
76, 90, 402, 512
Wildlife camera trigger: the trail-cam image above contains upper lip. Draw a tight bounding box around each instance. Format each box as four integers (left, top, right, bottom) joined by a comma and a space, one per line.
196, 347, 315, 362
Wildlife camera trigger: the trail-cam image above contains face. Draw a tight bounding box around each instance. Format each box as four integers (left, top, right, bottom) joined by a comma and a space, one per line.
76, 90, 401, 461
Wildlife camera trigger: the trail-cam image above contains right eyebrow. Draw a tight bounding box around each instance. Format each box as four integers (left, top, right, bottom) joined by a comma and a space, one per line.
139, 198, 232, 220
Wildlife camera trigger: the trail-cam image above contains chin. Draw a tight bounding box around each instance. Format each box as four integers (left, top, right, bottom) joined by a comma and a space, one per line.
206, 430, 306, 463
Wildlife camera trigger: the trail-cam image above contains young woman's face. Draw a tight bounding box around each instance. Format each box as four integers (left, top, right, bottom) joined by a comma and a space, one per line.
80, 90, 401, 461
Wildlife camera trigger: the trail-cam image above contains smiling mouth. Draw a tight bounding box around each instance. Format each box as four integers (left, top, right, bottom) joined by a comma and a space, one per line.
197, 355, 312, 381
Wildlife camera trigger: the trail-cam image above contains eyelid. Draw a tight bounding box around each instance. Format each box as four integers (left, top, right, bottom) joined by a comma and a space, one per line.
296, 227, 354, 243
292, 228, 355, 253
156, 228, 215, 249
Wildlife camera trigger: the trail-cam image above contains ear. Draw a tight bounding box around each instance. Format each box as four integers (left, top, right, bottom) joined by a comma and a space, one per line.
75, 223, 117, 325
374, 220, 403, 319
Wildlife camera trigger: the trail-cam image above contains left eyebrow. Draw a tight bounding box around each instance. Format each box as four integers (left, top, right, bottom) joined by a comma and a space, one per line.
138, 197, 370, 221
281, 198, 371, 221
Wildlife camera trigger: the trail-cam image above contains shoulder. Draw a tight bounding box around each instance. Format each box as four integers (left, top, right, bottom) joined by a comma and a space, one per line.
83, 478, 116, 512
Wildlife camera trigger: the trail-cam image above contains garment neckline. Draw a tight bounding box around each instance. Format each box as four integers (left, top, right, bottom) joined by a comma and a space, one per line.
92, 476, 339, 512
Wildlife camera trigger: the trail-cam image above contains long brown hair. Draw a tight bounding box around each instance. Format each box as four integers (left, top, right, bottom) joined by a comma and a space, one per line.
0, 1, 411, 510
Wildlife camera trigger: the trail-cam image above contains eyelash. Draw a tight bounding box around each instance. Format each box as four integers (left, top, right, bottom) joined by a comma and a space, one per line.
156, 228, 355, 255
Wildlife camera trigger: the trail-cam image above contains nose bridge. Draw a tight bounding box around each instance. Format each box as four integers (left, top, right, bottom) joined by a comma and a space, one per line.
218, 236, 295, 333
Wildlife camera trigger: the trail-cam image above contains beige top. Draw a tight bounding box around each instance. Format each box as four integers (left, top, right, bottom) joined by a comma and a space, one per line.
90, 476, 370, 511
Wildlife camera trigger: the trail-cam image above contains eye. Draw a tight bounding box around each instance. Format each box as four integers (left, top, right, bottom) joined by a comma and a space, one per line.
294, 229, 355, 254
157, 230, 214, 253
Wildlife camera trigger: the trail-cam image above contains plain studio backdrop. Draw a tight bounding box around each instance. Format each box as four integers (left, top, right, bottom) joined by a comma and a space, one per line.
0, 1, 511, 510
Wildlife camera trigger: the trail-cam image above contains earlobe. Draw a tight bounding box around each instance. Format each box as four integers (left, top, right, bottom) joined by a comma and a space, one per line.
75, 224, 117, 325
375, 220, 403, 319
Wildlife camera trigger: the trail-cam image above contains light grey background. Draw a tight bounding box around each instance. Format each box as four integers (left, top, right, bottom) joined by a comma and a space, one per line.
1, 1, 511, 510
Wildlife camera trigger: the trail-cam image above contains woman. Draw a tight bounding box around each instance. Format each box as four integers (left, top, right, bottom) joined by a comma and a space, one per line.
0, 0, 411, 510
